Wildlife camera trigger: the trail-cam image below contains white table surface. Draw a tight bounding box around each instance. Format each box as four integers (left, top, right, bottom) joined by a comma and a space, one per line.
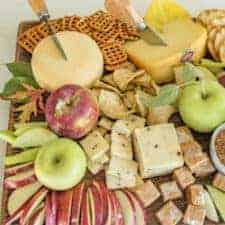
0, 0, 224, 206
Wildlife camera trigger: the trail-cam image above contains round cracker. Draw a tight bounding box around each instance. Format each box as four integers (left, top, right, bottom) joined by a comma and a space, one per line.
219, 42, 225, 62
207, 28, 220, 60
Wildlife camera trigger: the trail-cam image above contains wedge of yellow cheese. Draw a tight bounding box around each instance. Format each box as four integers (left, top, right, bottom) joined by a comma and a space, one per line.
32, 31, 104, 90
125, 19, 207, 84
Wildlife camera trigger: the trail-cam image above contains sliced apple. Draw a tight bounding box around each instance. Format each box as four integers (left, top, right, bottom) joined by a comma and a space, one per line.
109, 191, 124, 225
88, 185, 103, 225
80, 189, 91, 225
105, 193, 113, 225
7, 181, 42, 216
71, 182, 86, 225
27, 206, 45, 225
3, 208, 23, 225
5, 162, 34, 177
45, 191, 57, 225
92, 180, 108, 224
20, 187, 48, 225
57, 189, 73, 225
4, 169, 37, 189
123, 190, 147, 225
115, 190, 136, 225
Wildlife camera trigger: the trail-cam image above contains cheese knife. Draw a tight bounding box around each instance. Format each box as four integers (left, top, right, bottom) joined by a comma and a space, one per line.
28, 0, 68, 60
105, 0, 167, 46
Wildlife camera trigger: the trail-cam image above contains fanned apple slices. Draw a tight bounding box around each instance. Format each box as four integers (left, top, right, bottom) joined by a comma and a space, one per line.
4, 179, 146, 225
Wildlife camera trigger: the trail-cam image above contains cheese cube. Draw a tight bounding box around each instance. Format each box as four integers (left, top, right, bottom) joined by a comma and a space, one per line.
106, 173, 137, 189
133, 124, 184, 178
107, 156, 138, 178
80, 131, 109, 161
186, 185, 205, 206
213, 173, 225, 192
127, 115, 146, 130
183, 205, 206, 225
104, 133, 111, 145
176, 127, 194, 144
98, 117, 113, 131
94, 127, 107, 136
156, 201, 183, 225
111, 130, 133, 160
135, 91, 148, 117
159, 181, 183, 202
192, 153, 215, 177
88, 154, 109, 175
173, 167, 195, 190
133, 180, 160, 207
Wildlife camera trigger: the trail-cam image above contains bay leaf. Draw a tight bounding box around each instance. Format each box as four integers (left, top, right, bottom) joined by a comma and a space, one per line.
6, 62, 33, 78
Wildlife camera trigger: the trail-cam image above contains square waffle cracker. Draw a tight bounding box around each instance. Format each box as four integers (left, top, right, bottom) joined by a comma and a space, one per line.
101, 41, 128, 70
18, 26, 44, 54
118, 22, 139, 41
75, 17, 92, 35
62, 16, 72, 31
37, 19, 64, 38
88, 11, 115, 33
69, 15, 81, 31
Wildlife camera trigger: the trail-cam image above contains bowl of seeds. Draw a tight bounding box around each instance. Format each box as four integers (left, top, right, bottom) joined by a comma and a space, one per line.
210, 123, 225, 175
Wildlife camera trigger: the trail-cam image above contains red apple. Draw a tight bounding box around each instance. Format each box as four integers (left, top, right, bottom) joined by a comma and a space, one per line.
3, 208, 23, 225
71, 182, 86, 225
5, 162, 33, 177
123, 190, 147, 225
105, 193, 113, 225
57, 189, 73, 225
80, 189, 91, 225
20, 187, 48, 225
45, 191, 57, 225
45, 84, 99, 139
92, 180, 108, 224
4, 169, 37, 189
27, 206, 45, 225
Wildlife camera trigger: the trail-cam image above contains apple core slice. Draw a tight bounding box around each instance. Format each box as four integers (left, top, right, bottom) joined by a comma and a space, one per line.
31, 31, 104, 90
35, 138, 87, 190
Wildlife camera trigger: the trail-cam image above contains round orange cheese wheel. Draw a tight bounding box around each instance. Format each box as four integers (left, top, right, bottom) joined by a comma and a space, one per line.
31, 31, 104, 90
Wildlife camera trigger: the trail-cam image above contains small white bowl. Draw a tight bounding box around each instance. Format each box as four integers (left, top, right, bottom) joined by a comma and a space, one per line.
210, 123, 225, 175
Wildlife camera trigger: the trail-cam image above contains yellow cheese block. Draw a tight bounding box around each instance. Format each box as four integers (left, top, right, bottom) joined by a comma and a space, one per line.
32, 31, 104, 90
125, 19, 207, 84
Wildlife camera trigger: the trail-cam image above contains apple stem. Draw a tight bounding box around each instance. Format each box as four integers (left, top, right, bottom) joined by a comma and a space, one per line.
200, 80, 207, 99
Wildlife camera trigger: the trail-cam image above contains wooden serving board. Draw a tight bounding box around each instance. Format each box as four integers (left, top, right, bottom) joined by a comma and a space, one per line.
0, 21, 221, 225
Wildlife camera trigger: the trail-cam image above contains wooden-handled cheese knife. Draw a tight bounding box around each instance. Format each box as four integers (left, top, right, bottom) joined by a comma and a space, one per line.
28, 0, 68, 60
105, 0, 167, 46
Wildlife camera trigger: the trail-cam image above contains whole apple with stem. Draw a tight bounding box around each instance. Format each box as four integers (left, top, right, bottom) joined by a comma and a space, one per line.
179, 81, 225, 133
45, 84, 99, 139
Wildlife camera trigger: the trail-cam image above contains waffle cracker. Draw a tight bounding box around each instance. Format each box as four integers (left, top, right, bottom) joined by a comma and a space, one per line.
18, 27, 44, 54
62, 16, 72, 31
118, 22, 139, 41
38, 19, 63, 38
75, 17, 92, 35
101, 41, 127, 69
69, 15, 81, 31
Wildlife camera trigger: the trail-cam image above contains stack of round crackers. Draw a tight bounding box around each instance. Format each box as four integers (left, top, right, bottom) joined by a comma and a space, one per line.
197, 9, 225, 62
18, 11, 140, 71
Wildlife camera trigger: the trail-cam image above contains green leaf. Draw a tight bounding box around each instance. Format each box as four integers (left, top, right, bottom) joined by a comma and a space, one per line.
6, 62, 33, 77
140, 84, 179, 107
182, 63, 204, 83
16, 76, 39, 88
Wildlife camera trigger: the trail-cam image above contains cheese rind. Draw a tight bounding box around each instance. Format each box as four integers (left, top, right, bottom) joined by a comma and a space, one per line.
32, 31, 104, 90
125, 19, 207, 84
133, 124, 184, 178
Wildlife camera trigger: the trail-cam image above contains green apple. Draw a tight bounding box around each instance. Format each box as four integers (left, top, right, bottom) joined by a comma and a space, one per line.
179, 81, 225, 133
35, 138, 87, 191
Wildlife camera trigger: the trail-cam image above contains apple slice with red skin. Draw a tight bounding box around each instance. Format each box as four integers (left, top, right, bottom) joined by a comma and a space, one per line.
5, 162, 33, 177
109, 191, 124, 225
4, 169, 37, 189
45, 191, 57, 225
123, 190, 147, 225
28, 206, 45, 225
88, 185, 104, 225
20, 187, 48, 225
71, 182, 86, 225
115, 190, 136, 225
80, 188, 92, 225
57, 189, 74, 225
92, 180, 108, 224
3, 208, 23, 225
105, 193, 113, 225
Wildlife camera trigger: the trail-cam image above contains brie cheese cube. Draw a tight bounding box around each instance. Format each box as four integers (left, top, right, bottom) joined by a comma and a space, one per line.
88, 154, 109, 175
80, 131, 109, 161
98, 117, 113, 131
133, 124, 184, 178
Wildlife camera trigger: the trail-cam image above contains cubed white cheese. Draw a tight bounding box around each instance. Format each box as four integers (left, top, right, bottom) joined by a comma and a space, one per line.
133, 124, 184, 178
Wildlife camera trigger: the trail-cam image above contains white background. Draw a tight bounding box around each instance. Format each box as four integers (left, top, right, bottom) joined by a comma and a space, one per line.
0, 0, 224, 202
